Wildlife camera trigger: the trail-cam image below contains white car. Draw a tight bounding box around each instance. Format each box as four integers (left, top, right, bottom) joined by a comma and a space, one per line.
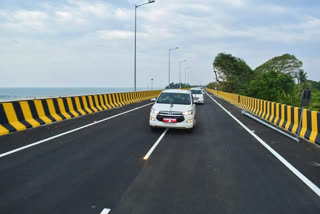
149, 89, 196, 129
190, 88, 204, 104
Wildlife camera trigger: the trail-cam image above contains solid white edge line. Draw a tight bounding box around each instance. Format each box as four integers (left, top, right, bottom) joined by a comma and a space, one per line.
143, 128, 168, 160
206, 92, 320, 198
100, 208, 111, 214
0, 103, 154, 158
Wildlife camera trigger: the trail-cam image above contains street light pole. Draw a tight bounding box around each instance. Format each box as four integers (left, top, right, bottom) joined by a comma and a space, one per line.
168, 47, 179, 89
179, 60, 187, 89
134, 0, 155, 92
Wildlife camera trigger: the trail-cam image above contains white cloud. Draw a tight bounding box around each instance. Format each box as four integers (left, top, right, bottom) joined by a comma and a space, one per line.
97, 30, 134, 40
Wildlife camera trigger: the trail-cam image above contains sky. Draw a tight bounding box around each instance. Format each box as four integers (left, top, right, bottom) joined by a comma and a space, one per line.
0, 0, 319, 88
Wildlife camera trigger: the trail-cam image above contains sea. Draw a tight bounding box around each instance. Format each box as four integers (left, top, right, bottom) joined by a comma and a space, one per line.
0, 87, 159, 102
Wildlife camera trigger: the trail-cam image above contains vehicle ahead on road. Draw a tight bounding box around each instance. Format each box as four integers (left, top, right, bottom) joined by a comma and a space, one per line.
149, 89, 196, 129
190, 87, 204, 104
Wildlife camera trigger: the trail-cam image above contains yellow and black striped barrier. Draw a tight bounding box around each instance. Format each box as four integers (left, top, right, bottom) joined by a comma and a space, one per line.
0, 90, 161, 136
207, 88, 320, 146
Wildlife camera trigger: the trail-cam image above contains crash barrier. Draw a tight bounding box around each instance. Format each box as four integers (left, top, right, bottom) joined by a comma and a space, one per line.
206, 88, 320, 146
0, 90, 161, 136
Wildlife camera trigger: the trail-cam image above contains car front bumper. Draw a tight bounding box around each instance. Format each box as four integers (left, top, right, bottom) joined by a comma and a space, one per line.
149, 113, 195, 129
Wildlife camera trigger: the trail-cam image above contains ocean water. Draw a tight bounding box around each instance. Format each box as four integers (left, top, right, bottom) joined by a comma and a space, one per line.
0, 87, 158, 102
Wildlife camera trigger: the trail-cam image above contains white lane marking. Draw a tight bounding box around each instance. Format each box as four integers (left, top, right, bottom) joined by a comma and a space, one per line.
100, 208, 111, 214
206, 92, 320, 198
0, 103, 154, 158
143, 128, 168, 160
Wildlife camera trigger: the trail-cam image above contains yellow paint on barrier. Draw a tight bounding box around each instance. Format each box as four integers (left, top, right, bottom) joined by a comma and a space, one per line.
279, 104, 285, 127
57, 98, 72, 119
292, 107, 299, 134
104, 94, 113, 109
46, 99, 63, 121
261, 101, 266, 118
2, 103, 26, 131
88, 96, 98, 112
33, 100, 52, 124
269, 102, 275, 122
81, 96, 93, 114
309, 111, 318, 143
19, 101, 41, 127
285, 106, 292, 130
0, 124, 9, 135
108, 94, 116, 108
93, 95, 103, 111
274, 103, 280, 124
99, 95, 108, 110
74, 97, 86, 115
66, 97, 79, 117
300, 109, 307, 137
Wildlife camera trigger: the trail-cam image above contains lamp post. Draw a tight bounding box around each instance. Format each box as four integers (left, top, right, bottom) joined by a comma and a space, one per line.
134, 0, 155, 92
184, 66, 189, 85
179, 60, 187, 89
168, 47, 179, 88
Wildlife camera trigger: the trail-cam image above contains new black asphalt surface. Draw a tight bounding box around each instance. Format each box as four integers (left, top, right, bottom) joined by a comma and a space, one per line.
0, 94, 319, 214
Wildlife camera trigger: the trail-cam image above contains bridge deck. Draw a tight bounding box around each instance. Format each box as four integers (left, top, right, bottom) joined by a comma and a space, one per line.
0, 93, 319, 214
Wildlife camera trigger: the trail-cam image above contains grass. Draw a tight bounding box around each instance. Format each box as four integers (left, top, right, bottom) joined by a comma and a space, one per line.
308, 90, 320, 111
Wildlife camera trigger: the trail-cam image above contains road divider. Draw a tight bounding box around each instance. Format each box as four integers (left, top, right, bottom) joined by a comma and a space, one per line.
0, 90, 161, 136
206, 89, 320, 146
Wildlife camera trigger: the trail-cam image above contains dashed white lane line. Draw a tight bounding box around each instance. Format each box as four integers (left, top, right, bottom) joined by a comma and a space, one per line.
0, 103, 154, 159
206, 92, 320, 198
143, 128, 168, 160
100, 208, 111, 214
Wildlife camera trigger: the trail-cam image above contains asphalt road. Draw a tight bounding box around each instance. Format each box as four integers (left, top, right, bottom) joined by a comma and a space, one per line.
0, 93, 319, 214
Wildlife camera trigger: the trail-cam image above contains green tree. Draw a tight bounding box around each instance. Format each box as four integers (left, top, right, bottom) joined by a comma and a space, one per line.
247, 70, 295, 103
297, 70, 307, 84
213, 53, 253, 95
254, 54, 303, 80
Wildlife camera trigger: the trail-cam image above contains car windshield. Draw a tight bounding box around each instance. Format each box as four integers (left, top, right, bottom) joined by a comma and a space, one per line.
157, 93, 191, 105
191, 90, 202, 94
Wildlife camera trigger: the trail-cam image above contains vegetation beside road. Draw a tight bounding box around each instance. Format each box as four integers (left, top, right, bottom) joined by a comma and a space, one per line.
208, 53, 320, 111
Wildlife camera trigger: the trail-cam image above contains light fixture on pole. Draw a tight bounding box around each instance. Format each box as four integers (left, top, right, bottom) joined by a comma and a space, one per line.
179, 60, 187, 89
168, 47, 179, 89
134, 0, 155, 92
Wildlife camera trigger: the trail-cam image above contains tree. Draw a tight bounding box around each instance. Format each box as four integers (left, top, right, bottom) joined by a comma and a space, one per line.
254, 54, 303, 80
247, 70, 295, 102
212, 53, 253, 94
297, 70, 307, 84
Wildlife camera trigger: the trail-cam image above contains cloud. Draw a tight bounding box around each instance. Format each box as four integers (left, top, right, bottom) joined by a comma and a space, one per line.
97, 30, 133, 40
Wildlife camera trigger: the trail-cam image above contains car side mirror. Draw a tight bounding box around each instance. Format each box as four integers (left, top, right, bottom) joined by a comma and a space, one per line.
150, 98, 157, 102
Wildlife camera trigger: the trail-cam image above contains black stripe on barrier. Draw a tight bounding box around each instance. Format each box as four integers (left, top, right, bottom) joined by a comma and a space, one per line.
95, 95, 103, 110
85, 96, 95, 112
12, 102, 32, 128
296, 108, 302, 134
52, 99, 66, 120
78, 97, 89, 114
91, 96, 99, 111
27, 100, 45, 125
282, 105, 287, 128
41, 100, 56, 122
305, 110, 312, 140
272, 103, 277, 123
0, 104, 16, 132
316, 113, 320, 145
276, 104, 282, 125
62, 98, 75, 118
289, 107, 294, 131
71, 97, 85, 115
110, 94, 116, 106
105, 94, 112, 108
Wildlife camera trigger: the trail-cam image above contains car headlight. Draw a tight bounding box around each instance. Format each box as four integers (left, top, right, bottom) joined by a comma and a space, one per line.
183, 109, 193, 115
151, 108, 159, 114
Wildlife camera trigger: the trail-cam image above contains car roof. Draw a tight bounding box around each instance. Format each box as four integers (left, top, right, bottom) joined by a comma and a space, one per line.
161, 89, 191, 94
190, 87, 202, 90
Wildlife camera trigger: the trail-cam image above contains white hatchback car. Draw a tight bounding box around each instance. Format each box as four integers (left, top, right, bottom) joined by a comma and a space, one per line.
149, 89, 196, 129
190, 88, 204, 104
